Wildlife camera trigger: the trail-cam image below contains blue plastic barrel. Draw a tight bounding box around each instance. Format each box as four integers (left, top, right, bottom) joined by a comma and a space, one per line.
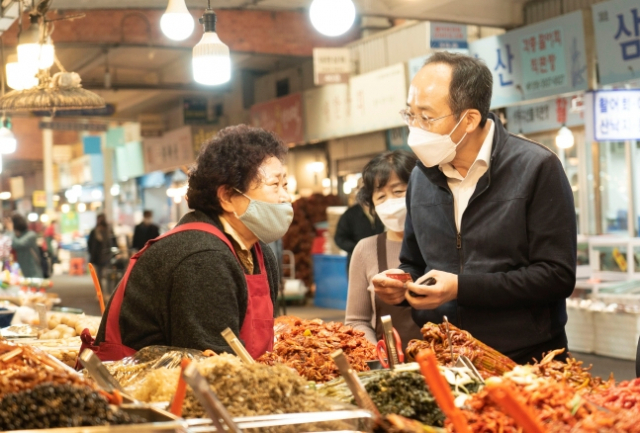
313, 254, 348, 310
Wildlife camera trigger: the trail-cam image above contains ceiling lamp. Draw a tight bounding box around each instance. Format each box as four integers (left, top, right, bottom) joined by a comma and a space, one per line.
192, 2, 231, 86
17, 15, 54, 71
310, 0, 356, 37
555, 125, 575, 149
161, 0, 195, 41
0, 124, 17, 154
6, 54, 38, 90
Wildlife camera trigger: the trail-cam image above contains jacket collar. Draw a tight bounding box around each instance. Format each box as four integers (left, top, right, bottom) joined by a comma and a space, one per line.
417, 112, 506, 191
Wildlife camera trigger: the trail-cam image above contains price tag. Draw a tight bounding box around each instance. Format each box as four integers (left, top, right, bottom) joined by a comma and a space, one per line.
35, 303, 47, 329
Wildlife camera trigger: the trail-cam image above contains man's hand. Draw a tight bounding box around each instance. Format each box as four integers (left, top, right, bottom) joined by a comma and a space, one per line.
405, 270, 458, 309
372, 269, 407, 305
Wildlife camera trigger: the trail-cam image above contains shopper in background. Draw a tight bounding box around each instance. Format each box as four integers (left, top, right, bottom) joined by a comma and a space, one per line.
345, 150, 422, 348
334, 202, 384, 271
90, 125, 289, 361
373, 52, 577, 364
132, 210, 160, 251
5, 213, 43, 278
88, 214, 115, 284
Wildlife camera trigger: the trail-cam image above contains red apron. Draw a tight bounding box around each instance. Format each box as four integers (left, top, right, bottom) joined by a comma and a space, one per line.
77, 222, 274, 365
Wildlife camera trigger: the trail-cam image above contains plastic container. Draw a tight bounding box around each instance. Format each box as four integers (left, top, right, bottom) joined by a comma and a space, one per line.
313, 254, 348, 309
0, 308, 15, 328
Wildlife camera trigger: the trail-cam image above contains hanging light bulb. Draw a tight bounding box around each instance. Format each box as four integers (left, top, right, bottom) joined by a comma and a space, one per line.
5, 54, 38, 90
161, 0, 195, 41
0, 124, 16, 154
192, 4, 231, 85
17, 16, 55, 71
555, 125, 575, 149
310, 0, 356, 37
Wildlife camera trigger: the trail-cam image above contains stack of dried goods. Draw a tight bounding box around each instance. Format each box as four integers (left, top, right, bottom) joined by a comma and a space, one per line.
533, 349, 611, 392
40, 313, 101, 339
406, 322, 516, 379
0, 384, 145, 431
587, 378, 640, 411
257, 318, 377, 382
453, 365, 636, 433
0, 341, 93, 396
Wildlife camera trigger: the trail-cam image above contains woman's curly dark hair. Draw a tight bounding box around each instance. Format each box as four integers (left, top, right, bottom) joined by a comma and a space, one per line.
187, 125, 288, 217
357, 150, 417, 215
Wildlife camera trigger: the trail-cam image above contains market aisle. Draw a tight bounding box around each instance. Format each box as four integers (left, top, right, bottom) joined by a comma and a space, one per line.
51, 274, 637, 381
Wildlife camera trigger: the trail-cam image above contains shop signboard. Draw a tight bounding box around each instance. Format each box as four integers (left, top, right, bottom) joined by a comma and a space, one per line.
191, 125, 219, 155
143, 125, 194, 173
10, 177, 24, 200
250, 93, 304, 145
61, 211, 79, 235
70, 156, 92, 185
592, 0, 640, 85
183, 97, 215, 124
115, 142, 145, 181
313, 48, 351, 85
593, 89, 640, 141
106, 127, 125, 148
32, 191, 46, 208
349, 63, 407, 135
469, 11, 588, 108
82, 136, 101, 155
430, 22, 468, 49
506, 96, 584, 134
304, 83, 350, 142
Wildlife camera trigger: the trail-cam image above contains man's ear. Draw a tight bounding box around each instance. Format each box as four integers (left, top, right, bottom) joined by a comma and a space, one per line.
464, 109, 484, 134
218, 186, 236, 213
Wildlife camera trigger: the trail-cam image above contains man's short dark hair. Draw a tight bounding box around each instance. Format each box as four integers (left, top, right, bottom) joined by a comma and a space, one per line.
423, 52, 493, 127
11, 213, 28, 233
357, 150, 417, 215
143, 210, 153, 219
187, 124, 288, 217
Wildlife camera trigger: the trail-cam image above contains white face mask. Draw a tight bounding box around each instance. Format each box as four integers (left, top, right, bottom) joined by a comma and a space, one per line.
407, 111, 469, 167
234, 189, 293, 244
374, 197, 407, 233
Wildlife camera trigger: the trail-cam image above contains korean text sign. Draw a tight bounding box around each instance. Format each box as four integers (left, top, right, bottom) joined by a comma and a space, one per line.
594, 90, 640, 141
592, 0, 640, 85
250, 93, 304, 145
469, 11, 588, 108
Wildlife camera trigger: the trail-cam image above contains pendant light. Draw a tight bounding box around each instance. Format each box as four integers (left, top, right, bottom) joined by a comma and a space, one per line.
161, 0, 195, 41
309, 0, 356, 37
192, 1, 231, 86
17, 15, 54, 71
5, 54, 38, 91
555, 125, 575, 149
0, 125, 17, 154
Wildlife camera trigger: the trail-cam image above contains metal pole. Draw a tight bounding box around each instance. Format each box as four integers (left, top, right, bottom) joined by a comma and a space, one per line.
42, 117, 54, 213
101, 132, 114, 222
625, 140, 637, 238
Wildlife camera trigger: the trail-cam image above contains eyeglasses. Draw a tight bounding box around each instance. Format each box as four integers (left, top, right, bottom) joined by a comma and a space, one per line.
399, 108, 455, 130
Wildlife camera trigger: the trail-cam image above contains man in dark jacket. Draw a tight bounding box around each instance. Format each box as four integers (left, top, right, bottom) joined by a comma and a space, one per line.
334, 204, 385, 270
132, 210, 160, 251
373, 52, 576, 365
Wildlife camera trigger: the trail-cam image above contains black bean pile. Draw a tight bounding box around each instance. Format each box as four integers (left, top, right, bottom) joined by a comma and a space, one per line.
0, 383, 146, 431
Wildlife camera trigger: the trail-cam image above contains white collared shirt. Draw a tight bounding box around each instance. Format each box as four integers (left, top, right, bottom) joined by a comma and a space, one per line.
439, 120, 495, 232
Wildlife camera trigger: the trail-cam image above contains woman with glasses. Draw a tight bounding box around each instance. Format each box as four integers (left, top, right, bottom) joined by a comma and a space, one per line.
345, 150, 423, 349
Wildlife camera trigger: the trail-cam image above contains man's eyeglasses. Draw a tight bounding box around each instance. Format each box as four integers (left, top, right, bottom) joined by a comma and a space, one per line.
399, 108, 455, 130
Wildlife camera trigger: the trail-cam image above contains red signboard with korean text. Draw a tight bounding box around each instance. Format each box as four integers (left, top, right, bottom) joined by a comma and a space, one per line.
250, 93, 304, 145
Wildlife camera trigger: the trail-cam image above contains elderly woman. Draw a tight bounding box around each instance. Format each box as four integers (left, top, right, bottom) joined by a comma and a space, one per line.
90, 125, 292, 361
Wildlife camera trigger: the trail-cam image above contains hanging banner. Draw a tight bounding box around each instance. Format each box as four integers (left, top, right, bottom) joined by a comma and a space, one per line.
469, 11, 588, 108
506, 96, 585, 134
250, 93, 304, 145
313, 48, 351, 85
592, 0, 640, 85
429, 22, 468, 49
593, 89, 640, 141
143, 126, 194, 173
32, 191, 46, 208
349, 63, 407, 135
304, 83, 350, 142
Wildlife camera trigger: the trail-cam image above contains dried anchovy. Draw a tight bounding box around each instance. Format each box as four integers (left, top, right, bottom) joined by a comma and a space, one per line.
406, 322, 516, 379
181, 355, 352, 433
257, 318, 377, 382
0, 341, 94, 397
